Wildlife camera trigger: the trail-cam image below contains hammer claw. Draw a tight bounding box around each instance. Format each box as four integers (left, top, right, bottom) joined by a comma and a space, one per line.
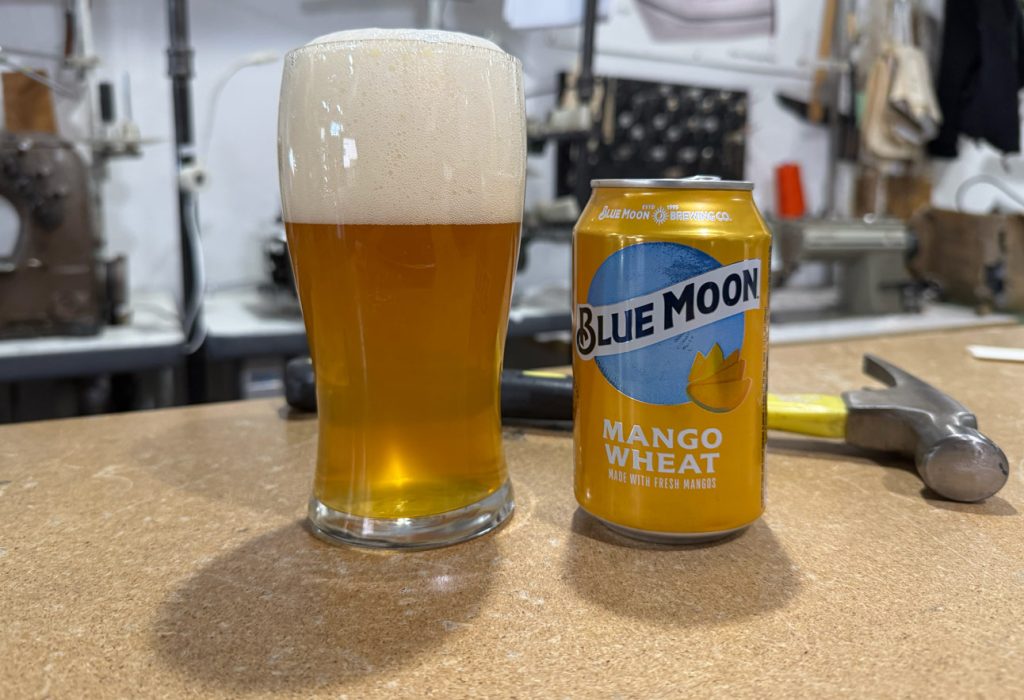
862, 353, 920, 389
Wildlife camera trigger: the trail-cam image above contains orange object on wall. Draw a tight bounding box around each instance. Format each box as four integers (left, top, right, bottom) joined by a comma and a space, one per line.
775, 163, 806, 219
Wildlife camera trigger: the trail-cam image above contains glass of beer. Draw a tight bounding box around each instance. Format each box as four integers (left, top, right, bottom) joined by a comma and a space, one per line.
278, 29, 524, 548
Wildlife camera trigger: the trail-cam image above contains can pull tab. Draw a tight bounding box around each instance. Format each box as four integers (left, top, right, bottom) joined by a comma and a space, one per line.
685, 175, 722, 182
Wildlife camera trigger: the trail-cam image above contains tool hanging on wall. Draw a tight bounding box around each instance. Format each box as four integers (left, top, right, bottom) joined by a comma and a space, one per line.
860, 0, 941, 163
807, 0, 839, 124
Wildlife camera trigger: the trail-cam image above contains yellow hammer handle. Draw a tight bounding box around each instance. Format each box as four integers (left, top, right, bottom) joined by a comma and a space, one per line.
766, 393, 848, 438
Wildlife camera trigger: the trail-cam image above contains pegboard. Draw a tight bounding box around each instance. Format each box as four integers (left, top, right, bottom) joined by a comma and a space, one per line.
556, 74, 748, 204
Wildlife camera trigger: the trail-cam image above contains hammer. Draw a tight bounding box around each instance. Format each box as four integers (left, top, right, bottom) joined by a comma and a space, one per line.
284, 354, 1009, 503
767, 354, 1008, 503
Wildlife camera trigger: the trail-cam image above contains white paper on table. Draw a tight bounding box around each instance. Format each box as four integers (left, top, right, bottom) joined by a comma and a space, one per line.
967, 345, 1024, 363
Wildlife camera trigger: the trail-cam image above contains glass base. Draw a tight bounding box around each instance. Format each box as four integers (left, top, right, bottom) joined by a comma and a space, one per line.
307, 480, 514, 550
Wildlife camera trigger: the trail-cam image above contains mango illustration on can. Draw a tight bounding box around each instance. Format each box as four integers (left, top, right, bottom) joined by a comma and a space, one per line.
572, 176, 771, 543
687, 344, 750, 413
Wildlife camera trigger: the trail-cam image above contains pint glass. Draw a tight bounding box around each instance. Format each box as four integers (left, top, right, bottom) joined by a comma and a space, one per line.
278, 29, 525, 548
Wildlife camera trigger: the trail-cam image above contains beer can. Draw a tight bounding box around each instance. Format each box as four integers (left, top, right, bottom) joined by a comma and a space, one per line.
572, 176, 770, 543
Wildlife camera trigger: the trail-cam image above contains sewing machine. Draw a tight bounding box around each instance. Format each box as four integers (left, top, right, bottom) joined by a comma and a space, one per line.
0, 132, 126, 338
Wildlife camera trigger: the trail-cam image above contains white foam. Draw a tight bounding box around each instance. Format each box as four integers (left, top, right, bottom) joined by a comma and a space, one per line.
308, 28, 503, 52
278, 29, 525, 226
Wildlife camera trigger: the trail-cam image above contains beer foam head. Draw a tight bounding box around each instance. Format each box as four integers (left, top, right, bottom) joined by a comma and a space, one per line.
279, 29, 525, 226
308, 28, 502, 51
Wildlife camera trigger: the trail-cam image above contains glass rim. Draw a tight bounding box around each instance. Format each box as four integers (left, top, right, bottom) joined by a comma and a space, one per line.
284, 31, 522, 68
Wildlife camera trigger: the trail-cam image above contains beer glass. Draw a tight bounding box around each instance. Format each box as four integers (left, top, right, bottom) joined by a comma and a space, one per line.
278, 29, 524, 548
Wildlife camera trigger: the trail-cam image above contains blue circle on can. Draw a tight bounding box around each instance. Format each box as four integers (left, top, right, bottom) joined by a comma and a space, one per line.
588, 241, 745, 405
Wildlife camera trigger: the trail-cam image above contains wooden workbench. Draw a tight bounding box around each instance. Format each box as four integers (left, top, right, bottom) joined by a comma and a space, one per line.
2, 326, 1023, 698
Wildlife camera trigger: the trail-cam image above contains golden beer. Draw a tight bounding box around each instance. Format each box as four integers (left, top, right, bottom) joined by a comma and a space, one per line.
286, 222, 519, 518
573, 178, 770, 542
278, 29, 525, 547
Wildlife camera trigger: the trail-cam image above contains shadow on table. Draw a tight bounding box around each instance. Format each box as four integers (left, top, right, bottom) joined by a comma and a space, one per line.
562, 510, 800, 627
769, 436, 1018, 516
152, 520, 498, 693
884, 479, 1019, 517
278, 404, 317, 422
767, 435, 905, 469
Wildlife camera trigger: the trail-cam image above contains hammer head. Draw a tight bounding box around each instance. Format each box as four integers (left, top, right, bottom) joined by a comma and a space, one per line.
842, 355, 1009, 502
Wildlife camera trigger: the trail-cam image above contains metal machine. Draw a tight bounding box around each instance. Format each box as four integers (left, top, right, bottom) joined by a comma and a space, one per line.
773, 217, 917, 315
0, 132, 126, 338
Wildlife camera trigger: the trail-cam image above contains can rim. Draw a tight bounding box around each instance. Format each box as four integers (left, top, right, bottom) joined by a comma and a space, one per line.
591, 176, 754, 191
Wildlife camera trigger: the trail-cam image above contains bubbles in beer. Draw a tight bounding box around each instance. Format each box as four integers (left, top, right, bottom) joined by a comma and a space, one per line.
279, 29, 525, 226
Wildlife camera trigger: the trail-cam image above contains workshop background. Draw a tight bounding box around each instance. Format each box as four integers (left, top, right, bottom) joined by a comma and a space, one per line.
2, 0, 1023, 421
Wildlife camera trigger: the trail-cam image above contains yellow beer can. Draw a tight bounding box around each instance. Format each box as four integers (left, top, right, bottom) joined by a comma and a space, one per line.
572, 176, 771, 542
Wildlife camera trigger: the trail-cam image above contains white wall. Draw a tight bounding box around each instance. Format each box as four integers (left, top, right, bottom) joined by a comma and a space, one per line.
92, 0, 423, 296
3, 0, 1013, 303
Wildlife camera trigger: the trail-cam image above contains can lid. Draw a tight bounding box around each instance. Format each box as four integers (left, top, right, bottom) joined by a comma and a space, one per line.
591, 175, 754, 191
